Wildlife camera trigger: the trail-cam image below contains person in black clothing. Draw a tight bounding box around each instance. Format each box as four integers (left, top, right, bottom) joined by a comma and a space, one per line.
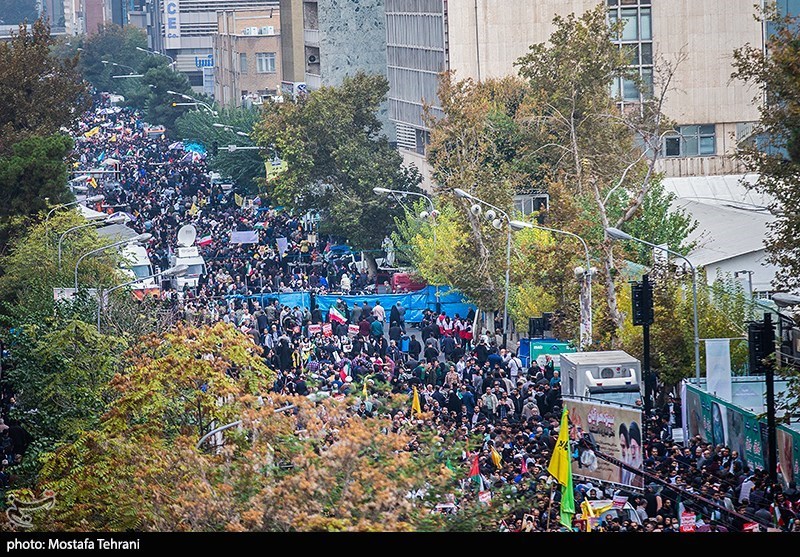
388, 321, 403, 344
474, 340, 489, 366
408, 334, 422, 361
424, 342, 440, 364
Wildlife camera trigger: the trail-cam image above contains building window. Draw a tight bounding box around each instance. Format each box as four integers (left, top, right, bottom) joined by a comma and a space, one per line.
664, 125, 716, 157
256, 52, 276, 74
239, 53, 247, 74
608, 0, 653, 103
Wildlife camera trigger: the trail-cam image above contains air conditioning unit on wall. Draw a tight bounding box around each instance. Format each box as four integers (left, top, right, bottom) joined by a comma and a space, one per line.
260, 26, 274, 35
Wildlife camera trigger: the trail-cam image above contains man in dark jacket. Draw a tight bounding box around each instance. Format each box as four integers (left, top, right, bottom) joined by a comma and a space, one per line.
408, 334, 422, 361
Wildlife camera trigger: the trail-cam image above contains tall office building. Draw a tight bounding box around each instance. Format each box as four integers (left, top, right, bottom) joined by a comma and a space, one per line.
279, 0, 393, 137
386, 0, 767, 183
139, 0, 278, 93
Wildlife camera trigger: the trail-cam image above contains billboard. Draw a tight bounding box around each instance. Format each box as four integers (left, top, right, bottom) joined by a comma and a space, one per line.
164, 0, 181, 50
682, 383, 800, 489
567, 398, 644, 488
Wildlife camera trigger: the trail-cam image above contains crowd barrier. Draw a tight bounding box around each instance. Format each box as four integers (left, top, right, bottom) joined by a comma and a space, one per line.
225, 285, 476, 324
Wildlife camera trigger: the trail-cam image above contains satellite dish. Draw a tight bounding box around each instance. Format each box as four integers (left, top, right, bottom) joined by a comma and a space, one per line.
177, 224, 197, 247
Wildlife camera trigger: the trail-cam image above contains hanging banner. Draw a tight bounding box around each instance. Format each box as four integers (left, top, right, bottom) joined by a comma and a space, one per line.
164, 0, 181, 50
567, 399, 644, 488
705, 338, 732, 402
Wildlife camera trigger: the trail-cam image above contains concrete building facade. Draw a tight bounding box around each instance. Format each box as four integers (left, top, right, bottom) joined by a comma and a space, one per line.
386, 0, 769, 184
277, 0, 392, 135
214, 9, 282, 106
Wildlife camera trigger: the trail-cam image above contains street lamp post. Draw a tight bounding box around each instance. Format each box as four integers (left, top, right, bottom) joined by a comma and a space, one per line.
166, 90, 218, 117
97, 264, 188, 331
135, 46, 176, 69
373, 187, 440, 310
74, 233, 152, 291
453, 188, 512, 348
605, 227, 701, 383
212, 123, 251, 138
45, 195, 105, 253
509, 220, 593, 350
57, 213, 130, 269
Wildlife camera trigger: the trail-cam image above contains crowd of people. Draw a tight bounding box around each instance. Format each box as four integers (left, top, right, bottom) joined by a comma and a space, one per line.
61, 96, 800, 532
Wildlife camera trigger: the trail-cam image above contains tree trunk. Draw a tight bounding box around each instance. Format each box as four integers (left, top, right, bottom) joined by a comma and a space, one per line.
601, 241, 624, 347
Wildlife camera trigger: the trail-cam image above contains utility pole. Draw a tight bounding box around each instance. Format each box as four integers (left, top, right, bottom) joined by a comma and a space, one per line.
763, 312, 778, 486
632, 274, 654, 415
748, 312, 778, 486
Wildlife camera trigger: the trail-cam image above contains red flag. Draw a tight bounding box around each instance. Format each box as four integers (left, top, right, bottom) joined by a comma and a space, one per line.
468, 454, 480, 478
521, 457, 528, 475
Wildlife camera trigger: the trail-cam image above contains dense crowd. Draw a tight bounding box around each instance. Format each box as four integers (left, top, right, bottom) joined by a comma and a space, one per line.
63, 97, 800, 532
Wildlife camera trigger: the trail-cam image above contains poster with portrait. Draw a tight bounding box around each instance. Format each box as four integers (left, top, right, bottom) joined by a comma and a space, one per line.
566, 399, 644, 488
777, 427, 795, 489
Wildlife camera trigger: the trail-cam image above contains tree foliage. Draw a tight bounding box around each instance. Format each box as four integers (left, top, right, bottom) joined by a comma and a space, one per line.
77, 23, 149, 95
0, 134, 74, 220
410, 5, 692, 349
176, 106, 265, 193
732, 8, 800, 292
0, 17, 90, 154
253, 72, 421, 257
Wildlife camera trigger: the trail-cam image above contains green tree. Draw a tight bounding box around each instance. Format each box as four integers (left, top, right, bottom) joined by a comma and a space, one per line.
253, 72, 421, 273
141, 62, 196, 134
0, 17, 90, 153
0, 210, 127, 325
513, 5, 683, 342
732, 8, 800, 292
0, 134, 75, 255
0, 134, 73, 219
176, 106, 265, 193
78, 23, 149, 95
422, 75, 532, 311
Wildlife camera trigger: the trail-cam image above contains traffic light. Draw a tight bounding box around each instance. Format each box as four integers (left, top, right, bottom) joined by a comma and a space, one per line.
748, 318, 775, 374
631, 279, 654, 326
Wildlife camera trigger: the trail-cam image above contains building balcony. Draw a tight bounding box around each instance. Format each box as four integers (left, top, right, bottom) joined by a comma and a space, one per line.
304, 72, 321, 90
304, 28, 320, 46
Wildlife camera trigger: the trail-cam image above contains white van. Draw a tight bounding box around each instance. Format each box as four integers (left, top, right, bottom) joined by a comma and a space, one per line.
120, 244, 160, 298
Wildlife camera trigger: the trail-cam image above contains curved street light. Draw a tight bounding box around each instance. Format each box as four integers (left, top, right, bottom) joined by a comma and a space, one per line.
605, 226, 700, 383
453, 188, 512, 348
509, 220, 594, 350
45, 195, 105, 253
57, 213, 130, 269
166, 90, 218, 117
74, 233, 152, 291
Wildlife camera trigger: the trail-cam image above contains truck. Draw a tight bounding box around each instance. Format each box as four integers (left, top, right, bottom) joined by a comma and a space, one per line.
120, 244, 160, 299
560, 350, 642, 407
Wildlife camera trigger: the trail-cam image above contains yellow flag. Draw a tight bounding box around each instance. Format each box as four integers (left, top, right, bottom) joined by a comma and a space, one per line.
490, 445, 503, 469
87, 176, 98, 189
362, 378, 368, 398
84, 126, 101, 138
234, 193, 244, 207
188, 203, 199, 216
548, 406, 571, 486
411, 385, 421, 415
109, 134, 117, 143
